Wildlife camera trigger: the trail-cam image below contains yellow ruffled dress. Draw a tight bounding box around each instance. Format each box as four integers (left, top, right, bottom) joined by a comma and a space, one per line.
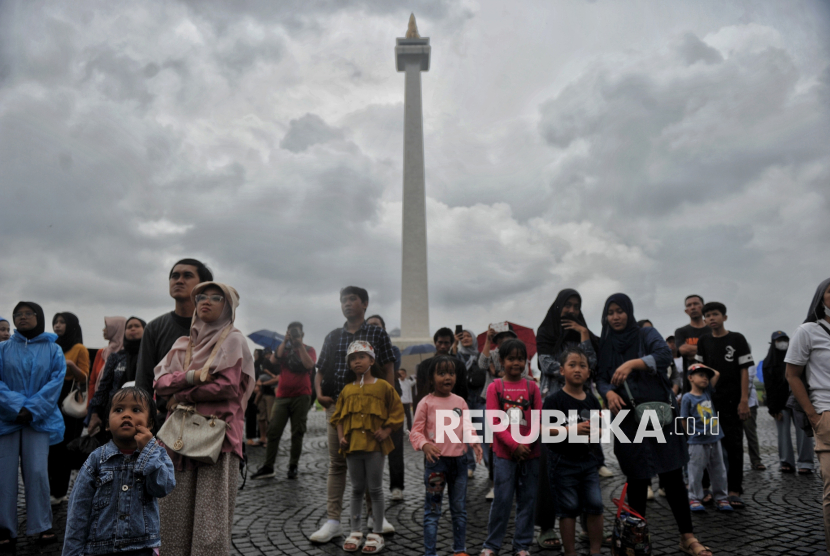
330, 379, 404, 455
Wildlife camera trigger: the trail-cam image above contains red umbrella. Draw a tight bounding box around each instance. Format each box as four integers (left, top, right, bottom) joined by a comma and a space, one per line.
477, 321, 537, 360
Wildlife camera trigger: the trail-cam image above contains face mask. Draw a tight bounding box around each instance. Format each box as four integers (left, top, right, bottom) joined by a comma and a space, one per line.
775, 341, 789, 351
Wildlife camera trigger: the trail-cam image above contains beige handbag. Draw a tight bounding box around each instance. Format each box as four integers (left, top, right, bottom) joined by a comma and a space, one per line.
157, 326, 231, 464
61, 380, 88, 419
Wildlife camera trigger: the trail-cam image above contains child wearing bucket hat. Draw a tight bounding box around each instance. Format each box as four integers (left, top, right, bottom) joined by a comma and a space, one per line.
681, 364, 733, 512
330, 341, 404, 554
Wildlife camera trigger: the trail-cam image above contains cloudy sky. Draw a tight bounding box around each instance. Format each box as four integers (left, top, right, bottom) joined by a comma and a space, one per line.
1, 0, 828, 365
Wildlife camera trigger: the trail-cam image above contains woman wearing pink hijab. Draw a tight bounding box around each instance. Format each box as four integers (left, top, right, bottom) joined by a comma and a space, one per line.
88, 316, 126, 404
154, 281, 255, 556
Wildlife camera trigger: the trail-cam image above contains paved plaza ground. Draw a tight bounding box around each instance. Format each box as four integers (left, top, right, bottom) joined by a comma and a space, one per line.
15, 410, 829, 555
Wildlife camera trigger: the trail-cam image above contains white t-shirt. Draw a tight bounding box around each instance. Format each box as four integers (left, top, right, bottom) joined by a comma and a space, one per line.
399, 376, 416, 404
785, 321, 830, 414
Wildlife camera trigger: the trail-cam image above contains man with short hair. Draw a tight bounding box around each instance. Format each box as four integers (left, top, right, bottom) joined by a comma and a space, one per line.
135, 258, 212, 425
413, 327, 469, 408
695, 301, 753, 508
310, 287, 397, 543
674, 294, 711, 392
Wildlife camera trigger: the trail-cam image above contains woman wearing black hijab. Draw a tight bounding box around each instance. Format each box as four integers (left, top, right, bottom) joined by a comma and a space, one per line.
537, 289, 600, 399
85, 316, 146, 436
49, 312, 89, 505
763, 331, 815, 473
785, 276, 830, 550
596, 293, 711, 556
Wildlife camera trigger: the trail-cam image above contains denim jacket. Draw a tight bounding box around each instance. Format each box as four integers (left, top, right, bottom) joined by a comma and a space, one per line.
63, 438, 175, 556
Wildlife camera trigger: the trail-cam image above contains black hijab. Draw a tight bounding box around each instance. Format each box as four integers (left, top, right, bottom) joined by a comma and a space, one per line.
537, 289, 599, 362
805, 277, 830, 324
122, 316, 146, 384
598, 293, 641, 376
12, 301, 45, 340
53, 312, 83, 353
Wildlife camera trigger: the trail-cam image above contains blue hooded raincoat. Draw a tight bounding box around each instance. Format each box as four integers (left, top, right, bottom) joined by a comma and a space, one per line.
0, 331, 67, 445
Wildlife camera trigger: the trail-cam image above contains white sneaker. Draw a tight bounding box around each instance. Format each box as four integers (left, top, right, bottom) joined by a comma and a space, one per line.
658, 488, 666, 497
366, 516, 396, 534
50, 495, 66, 506
598, 466, 614, 478
390, 488, 403, 501
310, 521, 342, 543
485, 487, 495, 501
468, 468, 475, 478
647, 486, 655, 500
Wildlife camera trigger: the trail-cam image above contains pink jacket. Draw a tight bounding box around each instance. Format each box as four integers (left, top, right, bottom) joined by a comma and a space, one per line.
155, 361, 250, 470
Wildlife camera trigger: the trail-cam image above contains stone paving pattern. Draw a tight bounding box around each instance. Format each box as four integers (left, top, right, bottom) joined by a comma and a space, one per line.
16, 410, 830, 555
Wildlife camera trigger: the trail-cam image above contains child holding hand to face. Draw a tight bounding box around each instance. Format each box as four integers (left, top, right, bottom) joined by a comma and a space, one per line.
330, 341, 404, 554
62, 387, 175, 556
410, 356, 483, 556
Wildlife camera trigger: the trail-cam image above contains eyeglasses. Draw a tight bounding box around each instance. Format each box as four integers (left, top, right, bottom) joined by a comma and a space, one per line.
13, 311, 35, 318
195, 294, 224, 304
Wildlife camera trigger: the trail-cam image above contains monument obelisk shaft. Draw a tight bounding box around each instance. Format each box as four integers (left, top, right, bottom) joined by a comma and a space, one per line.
396, 16, 431, 344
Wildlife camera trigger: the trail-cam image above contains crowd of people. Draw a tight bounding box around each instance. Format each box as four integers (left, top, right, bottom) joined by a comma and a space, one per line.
0, 257, 828, 556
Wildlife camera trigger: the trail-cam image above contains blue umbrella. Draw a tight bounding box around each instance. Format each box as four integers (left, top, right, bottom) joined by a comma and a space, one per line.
247, 329, 285, 350
401, 344, 436, 356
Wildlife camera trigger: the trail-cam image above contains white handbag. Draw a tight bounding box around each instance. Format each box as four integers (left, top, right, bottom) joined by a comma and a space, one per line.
157, 404, 228, 464
157, 326, 231, 464
61, 380, 88, 419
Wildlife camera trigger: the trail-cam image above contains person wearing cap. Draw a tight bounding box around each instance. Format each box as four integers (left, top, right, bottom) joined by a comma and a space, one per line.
680, 364, 733, 512
330, 340, 404, 554
763, 331, 815, 474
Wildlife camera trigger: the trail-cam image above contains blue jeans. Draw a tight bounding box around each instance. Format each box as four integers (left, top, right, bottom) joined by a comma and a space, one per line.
424, 455, 468, 555
484, 456, 540, 552
0, 427, 52, 537
547, 451, 603, 518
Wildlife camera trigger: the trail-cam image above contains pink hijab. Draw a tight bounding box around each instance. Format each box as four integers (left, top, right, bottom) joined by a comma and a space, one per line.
100, 316, 127, 362
154, 282, 255, 404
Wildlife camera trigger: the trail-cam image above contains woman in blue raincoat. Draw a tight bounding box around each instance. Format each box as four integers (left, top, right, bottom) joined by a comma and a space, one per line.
0, 302, 67, 551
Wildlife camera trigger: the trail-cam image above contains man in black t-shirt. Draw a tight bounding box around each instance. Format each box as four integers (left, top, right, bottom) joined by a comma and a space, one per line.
135, 258, 213, 427
674, 294, 711, 392
695, 301, 753, 506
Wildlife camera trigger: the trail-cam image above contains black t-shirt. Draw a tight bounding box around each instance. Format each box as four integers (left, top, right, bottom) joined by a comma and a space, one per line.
259, 359, 278, 396
696, 331, 753, 412
674, 324, 711, 392
542, 388, 602, 460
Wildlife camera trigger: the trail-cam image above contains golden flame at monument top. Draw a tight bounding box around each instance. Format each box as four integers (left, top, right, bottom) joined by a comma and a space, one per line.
405, 13, 420, 38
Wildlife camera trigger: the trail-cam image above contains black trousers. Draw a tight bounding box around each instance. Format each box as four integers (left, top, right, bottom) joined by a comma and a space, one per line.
627, 468, 693, 535
245, 396, 259, 440
718, 412, 744, 494
388, 427, 404, 490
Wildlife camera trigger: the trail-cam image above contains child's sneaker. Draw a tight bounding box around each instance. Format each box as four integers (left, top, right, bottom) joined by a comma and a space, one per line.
716, 500, 734, 511
689, 499, 705, 512
485, 487, 494, 501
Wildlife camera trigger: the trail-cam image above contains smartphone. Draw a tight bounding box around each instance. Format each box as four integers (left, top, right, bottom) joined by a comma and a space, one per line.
455, 324, 463, 335
490, 321, 509, 333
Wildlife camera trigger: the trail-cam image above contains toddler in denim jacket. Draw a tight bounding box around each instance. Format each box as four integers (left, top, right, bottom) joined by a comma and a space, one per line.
63, 387, 175, 556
